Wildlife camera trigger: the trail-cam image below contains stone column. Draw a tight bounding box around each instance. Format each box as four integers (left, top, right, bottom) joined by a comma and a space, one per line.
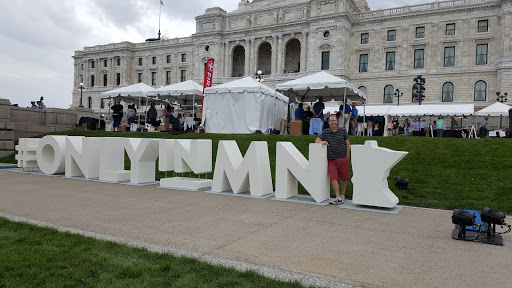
277, 35, 283, 74
271, 35, 278, 74
244, 38, 251, 76
225, 41, 230, 78
300, 32, 308, 72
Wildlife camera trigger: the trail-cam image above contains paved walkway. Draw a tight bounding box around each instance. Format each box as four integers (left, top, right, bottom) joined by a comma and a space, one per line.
1, 169, 511, 288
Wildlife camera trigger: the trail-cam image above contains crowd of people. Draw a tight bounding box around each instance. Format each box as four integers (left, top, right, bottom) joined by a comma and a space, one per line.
29, 100, 46, 109
295, 99, 491, 138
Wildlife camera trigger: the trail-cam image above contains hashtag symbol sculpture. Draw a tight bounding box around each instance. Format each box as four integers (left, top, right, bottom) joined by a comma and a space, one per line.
15, 138, 41, 170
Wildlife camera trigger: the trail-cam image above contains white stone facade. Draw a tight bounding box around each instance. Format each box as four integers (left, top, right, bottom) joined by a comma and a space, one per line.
72, 0, 512, 111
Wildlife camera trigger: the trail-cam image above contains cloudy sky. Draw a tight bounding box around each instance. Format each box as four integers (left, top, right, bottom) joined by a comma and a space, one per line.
0, 0, 432, 108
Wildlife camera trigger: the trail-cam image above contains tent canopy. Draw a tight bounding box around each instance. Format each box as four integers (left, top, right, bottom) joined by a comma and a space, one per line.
275, 71, 366, 103
474, 102, 512, 117
202, 77, 288, 134
100, 83, 156, 100
356, 105, 391, 116
387, 104, 474, 117
147, 80, 203, 105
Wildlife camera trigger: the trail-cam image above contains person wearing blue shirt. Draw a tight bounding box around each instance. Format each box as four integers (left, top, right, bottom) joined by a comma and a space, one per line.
313, 97, 325, 119
295, 103, 305, 119
339, 100, 352, 131
349, 102, 358, 135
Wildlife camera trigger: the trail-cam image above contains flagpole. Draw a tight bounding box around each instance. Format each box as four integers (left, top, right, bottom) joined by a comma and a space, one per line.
158, 0, 162, 39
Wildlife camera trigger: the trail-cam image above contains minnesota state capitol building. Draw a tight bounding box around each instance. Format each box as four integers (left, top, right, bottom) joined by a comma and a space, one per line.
72, 0, 512, 111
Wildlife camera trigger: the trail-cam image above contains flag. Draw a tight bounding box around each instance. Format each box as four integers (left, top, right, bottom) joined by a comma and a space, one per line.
160, 0, 164, 5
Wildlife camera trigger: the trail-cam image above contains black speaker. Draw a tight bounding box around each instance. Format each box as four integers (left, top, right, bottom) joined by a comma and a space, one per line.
509, 109, 512, 138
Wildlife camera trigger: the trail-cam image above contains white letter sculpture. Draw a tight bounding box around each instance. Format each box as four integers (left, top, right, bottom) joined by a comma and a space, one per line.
65, 136, 102, 179
99, 137, 130, 183
16, 138, 41, 169
160, 139, 212, 190
123, 138, 159, 184
351, 140, 408, 208
275, 142, 329, 203
36, 136, 67, 175
211, 141, 273, 197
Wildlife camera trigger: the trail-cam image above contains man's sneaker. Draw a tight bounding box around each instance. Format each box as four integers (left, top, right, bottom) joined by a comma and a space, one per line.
330, 196, 345, 204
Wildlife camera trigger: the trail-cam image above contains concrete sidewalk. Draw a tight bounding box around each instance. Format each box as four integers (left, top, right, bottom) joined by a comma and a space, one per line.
1, 169, 510, 288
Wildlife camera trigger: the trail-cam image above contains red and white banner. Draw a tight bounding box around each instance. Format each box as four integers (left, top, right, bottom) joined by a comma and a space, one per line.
203, 58, 215, 91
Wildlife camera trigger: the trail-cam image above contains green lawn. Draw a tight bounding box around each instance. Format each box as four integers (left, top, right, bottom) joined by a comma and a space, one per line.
0, 218, 309, 288
2, 131, 511, 214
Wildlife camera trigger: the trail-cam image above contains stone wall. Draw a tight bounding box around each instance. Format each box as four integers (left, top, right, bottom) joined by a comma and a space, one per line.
0, 98, 98, 157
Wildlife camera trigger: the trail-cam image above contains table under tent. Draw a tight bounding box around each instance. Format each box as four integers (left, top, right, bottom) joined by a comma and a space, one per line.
201, 77, 289, 134
474, 102, 511, 137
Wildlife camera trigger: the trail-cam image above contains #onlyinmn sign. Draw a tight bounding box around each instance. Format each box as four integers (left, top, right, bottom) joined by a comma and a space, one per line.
15, 136, 407, 208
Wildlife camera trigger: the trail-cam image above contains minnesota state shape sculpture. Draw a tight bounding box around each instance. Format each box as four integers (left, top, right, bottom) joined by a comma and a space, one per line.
351, 140, 408, 208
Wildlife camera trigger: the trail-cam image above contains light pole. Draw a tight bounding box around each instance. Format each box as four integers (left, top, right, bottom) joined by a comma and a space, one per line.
413, 75, 426, 105
78, 83, 84, 108
394, 88, 403, 106
496, 92, 508, 103
256, 70, 264, 82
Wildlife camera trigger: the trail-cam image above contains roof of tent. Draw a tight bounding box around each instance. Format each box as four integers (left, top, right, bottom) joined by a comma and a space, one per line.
387, 104, 474, 117
147, 80, 203, 105
100, 83, 156, 99
474, 102, 512, 116
205, 77, 289, 103
356, 105, 391, 116
275, 71, 366, 103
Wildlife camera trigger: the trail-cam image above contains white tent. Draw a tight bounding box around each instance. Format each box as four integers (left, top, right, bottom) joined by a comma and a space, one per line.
147, 80, 203, 105
202, 77, 289, 134
275, 71, 366, 103
388, 104, 474, 117
356, 105, 391, 116
474, 102, 511, 116
100, 83, 156, 102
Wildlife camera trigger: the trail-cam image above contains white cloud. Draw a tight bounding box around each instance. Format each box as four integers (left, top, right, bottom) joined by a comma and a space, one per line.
0, 0, 430, 108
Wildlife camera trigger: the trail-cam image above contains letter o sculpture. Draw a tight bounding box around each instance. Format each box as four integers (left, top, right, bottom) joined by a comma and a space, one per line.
36, 136, 67, 175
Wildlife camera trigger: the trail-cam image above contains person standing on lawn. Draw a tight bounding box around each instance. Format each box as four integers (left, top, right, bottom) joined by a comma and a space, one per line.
315, 115, 351, 204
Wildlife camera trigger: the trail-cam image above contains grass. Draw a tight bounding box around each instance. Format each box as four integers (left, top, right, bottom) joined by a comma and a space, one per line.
0, 217, 310, 288
1, 131, 511, 214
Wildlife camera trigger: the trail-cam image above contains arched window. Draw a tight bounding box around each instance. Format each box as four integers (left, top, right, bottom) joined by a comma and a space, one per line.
384, 85, 394, 103
358, 86, 367, 95
257, 42, 272, 75
87, 97, 92, 109
474, 80, 487, 101
412, 84, 420, 103
284, 39, 301, 73
232, 45, 245, 77
442, 82, 454, 102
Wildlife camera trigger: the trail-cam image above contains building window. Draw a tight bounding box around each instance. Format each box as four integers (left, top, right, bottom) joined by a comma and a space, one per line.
117, 58, 121, 66
387, 30, 396, 41
321, 51, 330, 70
474, 81, 487, 101
323, 31, 330, 39
151, 72, 157, 86
358, 86, 367, 96
81, 64, 84, 70
91, 61, 95, 68
166, 55, 171, 63
444, 47, 455, 67
103, 74, 107, 86
476, 44, 488, 65
386, 52, 395, 71
360, 33, 369, 44
101, 99, 104, 109
180, 70, 186, 82
166, 71, 171, 85
88, 97, 92, 109
90, 75, 95, 87
478, 20, 488, 32
138, 58, 142, 66
359, 54, 368, 73
181, 53, 186, 62
104, 60, 107, 67
415, 27, 425, 38
138, 73, 142, 83
384, 85, 394, 103
116, 73, 120, 86
414, 49, 424, 69
152, 57, 156, 65
446, 23, 456, 36
442, 82, 454, 102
